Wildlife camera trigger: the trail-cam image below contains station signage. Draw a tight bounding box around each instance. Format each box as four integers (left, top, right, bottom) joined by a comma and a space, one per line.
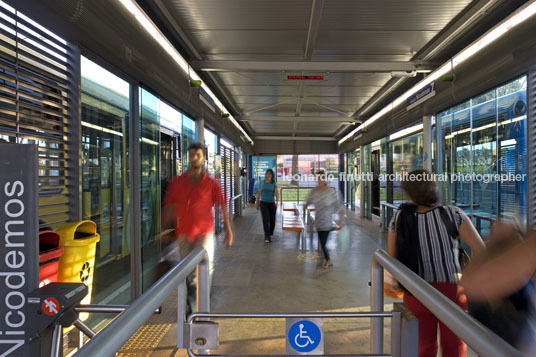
406, 81, 436, 111
0, 144, 39, 356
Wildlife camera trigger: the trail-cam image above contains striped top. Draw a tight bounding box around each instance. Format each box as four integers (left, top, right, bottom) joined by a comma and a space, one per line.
389, 205, 468, 283
305, 187, 343, 231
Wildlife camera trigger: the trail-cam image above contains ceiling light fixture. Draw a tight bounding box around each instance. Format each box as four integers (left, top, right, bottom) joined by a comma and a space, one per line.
117, 0, 253, 145
339, 0, 536, 146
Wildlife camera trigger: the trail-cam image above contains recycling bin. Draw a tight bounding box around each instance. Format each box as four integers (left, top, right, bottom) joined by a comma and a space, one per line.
38, 230, 63, 288
56, 220, 100, 320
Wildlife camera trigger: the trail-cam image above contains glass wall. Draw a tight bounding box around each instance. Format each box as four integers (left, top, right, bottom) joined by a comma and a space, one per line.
276, 154, 339, 188
346, 151, 357, 210
361, 145, 372, 219
205, 128, 217, 175
81, 57, 131, 311
437, 76, 527, 234
355, 149, 361, 210
159, 100, 182, 182
389, 132, 424, 204
182, 114, 196, 168
139, 88, 161, 291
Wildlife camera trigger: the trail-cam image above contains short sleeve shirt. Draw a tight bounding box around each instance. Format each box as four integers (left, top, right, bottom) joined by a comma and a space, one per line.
388, 205, 469, 283
260, 181, 277, 203
163, 172, 225, 242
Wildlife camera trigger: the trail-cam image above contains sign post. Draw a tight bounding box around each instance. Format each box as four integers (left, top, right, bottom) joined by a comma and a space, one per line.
0, 144, 39, 356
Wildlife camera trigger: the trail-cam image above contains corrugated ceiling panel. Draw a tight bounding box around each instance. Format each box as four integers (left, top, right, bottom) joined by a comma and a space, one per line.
314, 31, 436, 55
169, 0, 312, 30
319, 0, 472, 31
227, 86, 299, 97
190, 30, 307, 55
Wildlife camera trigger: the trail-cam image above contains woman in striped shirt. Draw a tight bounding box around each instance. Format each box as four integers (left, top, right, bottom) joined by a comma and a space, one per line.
388, 169, 485, 357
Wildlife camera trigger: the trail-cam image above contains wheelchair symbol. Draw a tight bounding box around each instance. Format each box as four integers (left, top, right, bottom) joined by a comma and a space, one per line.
294, 324, 314, 348
288, 320, 321, 353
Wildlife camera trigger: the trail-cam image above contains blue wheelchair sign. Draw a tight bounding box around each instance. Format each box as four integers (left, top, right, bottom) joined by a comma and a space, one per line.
288, 320, 321, 353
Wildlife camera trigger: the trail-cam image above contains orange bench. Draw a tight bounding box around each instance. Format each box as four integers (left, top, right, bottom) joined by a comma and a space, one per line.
283, 215, 305, 251
282, 202, 299, 215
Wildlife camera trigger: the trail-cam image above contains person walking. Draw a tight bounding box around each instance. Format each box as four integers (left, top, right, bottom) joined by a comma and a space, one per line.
256, 169, 279, 243
161, 142, 233, 314
388, 169, 485, 357
303, 170, 344, 269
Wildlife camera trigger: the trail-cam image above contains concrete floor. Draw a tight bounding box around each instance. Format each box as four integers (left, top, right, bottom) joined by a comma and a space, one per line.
113, 205, 398, 357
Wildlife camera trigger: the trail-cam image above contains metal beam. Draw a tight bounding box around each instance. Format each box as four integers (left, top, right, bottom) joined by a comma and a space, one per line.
294, 81, 304, 136
304, 0, 324, 60
302, 97, 352, 116
240, 116, 359, 123
255, 136, 336, 141
192, 61, 433, 72
414, 0, 503, 61
153, 0, 203, 60
244, 101, 291, 115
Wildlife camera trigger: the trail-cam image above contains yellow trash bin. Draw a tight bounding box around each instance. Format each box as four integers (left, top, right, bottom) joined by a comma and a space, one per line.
56, 220, 100, 321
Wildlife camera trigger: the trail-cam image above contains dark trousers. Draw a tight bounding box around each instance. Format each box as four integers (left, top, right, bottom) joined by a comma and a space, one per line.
318, 230, 331, 260
260, 201, 276, 237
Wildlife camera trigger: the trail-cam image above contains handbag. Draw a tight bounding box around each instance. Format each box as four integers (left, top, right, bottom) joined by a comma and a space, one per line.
468, 281, 534, 348
438, 207, 470, 269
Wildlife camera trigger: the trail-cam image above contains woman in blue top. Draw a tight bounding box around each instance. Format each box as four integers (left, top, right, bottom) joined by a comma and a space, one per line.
255, 169, 279, 243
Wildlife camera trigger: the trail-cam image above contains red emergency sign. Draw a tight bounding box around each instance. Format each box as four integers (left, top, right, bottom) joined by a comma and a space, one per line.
42, 297, 60, 316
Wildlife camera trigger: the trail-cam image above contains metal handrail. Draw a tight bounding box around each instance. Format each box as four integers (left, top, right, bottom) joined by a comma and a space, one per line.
75, 247, 209, 357
279, 186, 314, 206
229, 194, 243, 217
187, 312, 395, 357
380, 202, 400, 232
370, 249, 523, 356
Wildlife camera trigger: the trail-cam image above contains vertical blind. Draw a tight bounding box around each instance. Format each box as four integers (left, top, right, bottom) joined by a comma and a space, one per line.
219, 144, 236, 215
0, 2, 72, 227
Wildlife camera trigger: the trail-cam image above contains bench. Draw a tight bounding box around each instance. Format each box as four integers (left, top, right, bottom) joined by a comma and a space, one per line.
470, 211, 496, 235
282, 215, 305, 252
282, 202, 299, 215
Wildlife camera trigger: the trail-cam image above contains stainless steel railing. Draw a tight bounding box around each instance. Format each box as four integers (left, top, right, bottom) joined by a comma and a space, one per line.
185, 310, 411, 357
380, 202, 399, 232
370, 249, 523, 356
279, 186, 313, 206
75, 247, 209, 357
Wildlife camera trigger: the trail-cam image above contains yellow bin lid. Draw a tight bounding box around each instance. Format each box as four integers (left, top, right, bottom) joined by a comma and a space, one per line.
56, 220, 100, 246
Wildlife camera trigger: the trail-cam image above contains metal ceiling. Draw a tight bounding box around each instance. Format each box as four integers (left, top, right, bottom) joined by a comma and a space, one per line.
147, 0, 485, 141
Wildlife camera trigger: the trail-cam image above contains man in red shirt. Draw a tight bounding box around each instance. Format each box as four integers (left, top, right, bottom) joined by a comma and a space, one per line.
162, 142, 233, 312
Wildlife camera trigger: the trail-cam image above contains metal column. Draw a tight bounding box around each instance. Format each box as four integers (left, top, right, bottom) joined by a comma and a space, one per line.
527, 67, 536, 228
196, 117, 205, 144
66, 42, 82, 222
423, 115, 432, 172
129, 84, 142, 299
370, 259, 384, 354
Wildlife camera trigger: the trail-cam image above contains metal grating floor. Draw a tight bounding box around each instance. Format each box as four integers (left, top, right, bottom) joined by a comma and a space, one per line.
116, 323, 172, 357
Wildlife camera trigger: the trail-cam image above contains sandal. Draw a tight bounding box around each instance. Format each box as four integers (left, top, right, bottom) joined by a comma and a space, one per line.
322, 260, 333, 269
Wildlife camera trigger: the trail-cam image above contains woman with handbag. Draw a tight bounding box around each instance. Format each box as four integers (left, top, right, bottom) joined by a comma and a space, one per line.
387, 169, 485, 357
303, 170, 345, 269
256, 169, 279, 243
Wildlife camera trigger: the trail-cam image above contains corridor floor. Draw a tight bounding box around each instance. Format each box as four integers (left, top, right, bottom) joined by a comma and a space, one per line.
118, 205, 395, 356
